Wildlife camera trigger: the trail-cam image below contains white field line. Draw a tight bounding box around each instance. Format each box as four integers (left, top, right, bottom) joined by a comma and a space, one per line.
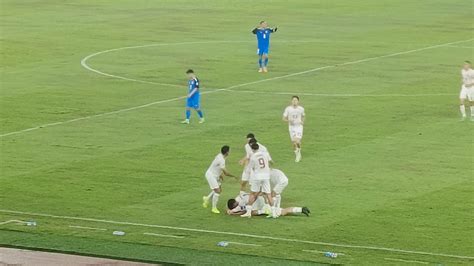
384, 257, 429, 264
446, 45, 474, 49
227, 241, 262, 247
143, 232, 185, 239
302, 249, 346, 256
1, 209, 473, 260
1, 38, 472, 139
68, 225, 107, 231
0, 219, 27, 225
225, 89, 456, 97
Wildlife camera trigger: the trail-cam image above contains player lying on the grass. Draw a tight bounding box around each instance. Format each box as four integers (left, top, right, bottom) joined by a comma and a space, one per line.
240, 143, 275, 218
226, 194, 310, 217
459, 60, 474, 121
202, 145, 236, 214
252, 21, 277, 73
182, 69, 204, 124
270, 168, 288, 209
238, 134, 272, 195
283, 96, 305, 162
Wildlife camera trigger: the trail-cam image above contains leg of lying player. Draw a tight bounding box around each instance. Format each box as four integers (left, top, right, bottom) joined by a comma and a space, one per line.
279, 207, 311, 217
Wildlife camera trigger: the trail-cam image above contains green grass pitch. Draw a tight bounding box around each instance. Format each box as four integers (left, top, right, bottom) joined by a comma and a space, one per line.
1, 0, 473, 264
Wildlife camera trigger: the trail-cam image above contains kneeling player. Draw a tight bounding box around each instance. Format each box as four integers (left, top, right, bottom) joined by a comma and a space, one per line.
270, 168, 288, 209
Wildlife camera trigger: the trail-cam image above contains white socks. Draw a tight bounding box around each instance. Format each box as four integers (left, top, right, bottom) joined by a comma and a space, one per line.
207, 191, 214, 199
292, 207, 302, 213
212, 193, 220, 209
245, 205, 252, 216
272, 195, 281, 208
460, 105, 466, 117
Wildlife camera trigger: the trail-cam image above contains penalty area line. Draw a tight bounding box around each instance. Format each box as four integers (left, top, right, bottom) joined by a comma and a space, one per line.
0, 209, 473, 260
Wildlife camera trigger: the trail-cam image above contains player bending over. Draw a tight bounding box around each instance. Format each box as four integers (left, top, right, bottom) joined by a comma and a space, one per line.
240, 143, 275, 218
238, 134, 272, 195
270, 168, 288, 209
459, 61, 474, 121
252, 21, 277, 73
182, 69, 204, 124
202, 145, 236, 214
226, 194, 310, 217
283, 96, 305, 162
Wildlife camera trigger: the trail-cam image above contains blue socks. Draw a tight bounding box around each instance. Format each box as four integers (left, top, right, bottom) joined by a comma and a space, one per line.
197, 110, 203, 118
186, 110, 191, 119
258, 56, 263, 68
186, 110, 204, 120
264, 57, 269, 66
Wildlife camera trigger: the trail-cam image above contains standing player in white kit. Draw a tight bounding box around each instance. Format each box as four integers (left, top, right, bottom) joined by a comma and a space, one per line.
283, 96, 305, 162
459, 61, 474, 121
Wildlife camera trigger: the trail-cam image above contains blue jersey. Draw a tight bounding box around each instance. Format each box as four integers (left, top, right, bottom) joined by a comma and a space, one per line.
186, 77, 200, 109
188, 77, 200, 96
253, 27, 276, 49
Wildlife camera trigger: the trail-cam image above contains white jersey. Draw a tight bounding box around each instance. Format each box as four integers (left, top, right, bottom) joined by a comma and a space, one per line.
205, 153, 226, 179
249, 151, 271, 180
231, 193, 265, 212
244, 142, 272, 161
462, 68, 474, 87
283, 105, 305, 126
270, 169, 288, 186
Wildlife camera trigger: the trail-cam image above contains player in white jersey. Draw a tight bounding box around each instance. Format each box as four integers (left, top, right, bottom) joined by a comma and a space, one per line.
283, 96, 305, 162
240, 143, 275, 218
270, 168, 289, 209
202, 145, 236, 214
226, 194, 310, 217
459, 61, 474, 121
238, 134, 272, 195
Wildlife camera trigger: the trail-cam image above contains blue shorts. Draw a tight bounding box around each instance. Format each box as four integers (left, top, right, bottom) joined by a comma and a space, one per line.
257, 46, 269, 55
186, 94, 200, 109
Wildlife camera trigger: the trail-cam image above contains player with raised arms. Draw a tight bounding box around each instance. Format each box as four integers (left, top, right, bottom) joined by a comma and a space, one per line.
252, 21, 277, 73
202, 145, 236, 214
182, 69, 204, 124
459, 60, 474, 121
283, 96, 305, 162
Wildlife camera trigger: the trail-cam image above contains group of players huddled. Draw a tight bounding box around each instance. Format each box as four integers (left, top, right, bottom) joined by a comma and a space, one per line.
202, 97, 309, 218
188, 19, 474, 217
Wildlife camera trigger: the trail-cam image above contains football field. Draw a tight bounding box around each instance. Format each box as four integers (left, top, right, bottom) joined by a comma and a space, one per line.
1, 0, 473, 264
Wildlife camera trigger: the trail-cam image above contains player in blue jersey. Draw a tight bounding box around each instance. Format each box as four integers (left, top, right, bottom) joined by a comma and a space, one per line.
182, 69, 204, 124
252, 21, 277, 73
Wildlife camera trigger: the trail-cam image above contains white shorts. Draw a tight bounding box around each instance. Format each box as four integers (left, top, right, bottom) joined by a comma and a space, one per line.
460, 85, 474, 101
241, 166, 251, 182
250, 179, 271, 193
272, 181, 288, 194
205, 173, 220, 190
289, 125, 303, 141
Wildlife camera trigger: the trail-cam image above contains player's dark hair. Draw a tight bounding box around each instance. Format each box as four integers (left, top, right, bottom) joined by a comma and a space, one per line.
186, 69, 194, 74
221, 145, 230, 155
251, 143, 259, 151
246, 133, 255, 139
259, 20, 265, 24
248, 138, 257, 145
227, 199, 237, 209
465, 60, 472, 65
292, 95, 300, 101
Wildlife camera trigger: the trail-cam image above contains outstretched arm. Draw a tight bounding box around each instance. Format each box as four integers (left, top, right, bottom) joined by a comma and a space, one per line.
252, 28, 258, 34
